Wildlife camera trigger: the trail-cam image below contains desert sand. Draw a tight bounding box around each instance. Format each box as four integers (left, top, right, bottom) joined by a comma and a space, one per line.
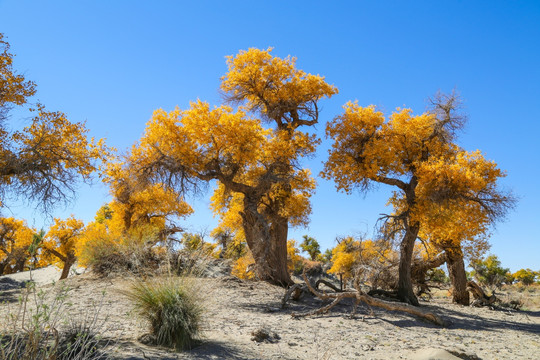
1, 267, 539, 360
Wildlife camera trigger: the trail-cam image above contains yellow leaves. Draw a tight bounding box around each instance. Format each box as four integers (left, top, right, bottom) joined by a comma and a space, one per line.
413, 148, 506, 259
328, 237, 360, 282
14, 106, 109, 179
141, 101, 269, 178
0, 217, 35, 271
43, 216, 84, 266
221, 48, 337, 123
1, 34, 108, 210
287, 239, 303, 272
232, 251, 255, 280
0, 33, 36, 108
323, 102, 453, 193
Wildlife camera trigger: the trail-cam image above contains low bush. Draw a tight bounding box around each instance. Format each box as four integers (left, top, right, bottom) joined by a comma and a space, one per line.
81, 235, 164, 277
124, 277, 203, 351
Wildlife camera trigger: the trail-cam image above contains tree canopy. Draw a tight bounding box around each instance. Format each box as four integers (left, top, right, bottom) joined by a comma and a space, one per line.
135, 48, 337, 285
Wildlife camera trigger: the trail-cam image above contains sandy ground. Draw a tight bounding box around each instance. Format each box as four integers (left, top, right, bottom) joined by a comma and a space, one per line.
0, 267, 539, 360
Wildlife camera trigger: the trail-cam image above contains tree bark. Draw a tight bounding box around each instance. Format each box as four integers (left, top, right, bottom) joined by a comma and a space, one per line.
14, 257, 26, 273
59, 252, 76, 280
241, 201, 292, 287
397, 222, 420, 306
446, 248, 469, 305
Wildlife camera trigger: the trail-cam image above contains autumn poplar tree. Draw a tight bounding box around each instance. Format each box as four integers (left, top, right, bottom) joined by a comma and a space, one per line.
103, 154, 193, 241
42, 216, 85, 280
0, 33, 107, 211
0, 217, 35, 274
323, 93, 513, 305
412, 149, 513, 304
136, 48, 337, 285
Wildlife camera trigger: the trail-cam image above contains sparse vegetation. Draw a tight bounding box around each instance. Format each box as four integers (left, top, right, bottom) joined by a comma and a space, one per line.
0, 282, 110, 360
124, 277, 204, 351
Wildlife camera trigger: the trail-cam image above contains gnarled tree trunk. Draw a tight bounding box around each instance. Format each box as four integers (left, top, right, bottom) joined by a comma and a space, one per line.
241, 202, 292, 287
445, 248, 469, 305
397, 222, 420, 306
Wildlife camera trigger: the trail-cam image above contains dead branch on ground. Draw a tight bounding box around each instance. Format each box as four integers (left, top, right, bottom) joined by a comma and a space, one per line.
467, 280, 497, 307
289, 272, 446, 326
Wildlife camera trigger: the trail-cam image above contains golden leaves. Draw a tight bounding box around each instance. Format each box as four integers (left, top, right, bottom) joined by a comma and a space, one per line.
221, 48, 337, 125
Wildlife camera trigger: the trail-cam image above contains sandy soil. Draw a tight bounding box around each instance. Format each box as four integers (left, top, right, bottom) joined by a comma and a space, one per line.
0, 267, 538, 360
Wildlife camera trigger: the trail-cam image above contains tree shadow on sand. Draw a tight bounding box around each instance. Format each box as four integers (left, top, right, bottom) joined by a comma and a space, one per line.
0, 277, 33, 303
111, 339, 258, 360
239, 289, 540, 336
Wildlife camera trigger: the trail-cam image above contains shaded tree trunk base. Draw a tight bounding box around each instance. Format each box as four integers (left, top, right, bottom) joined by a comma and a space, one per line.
286, 273, 446, 326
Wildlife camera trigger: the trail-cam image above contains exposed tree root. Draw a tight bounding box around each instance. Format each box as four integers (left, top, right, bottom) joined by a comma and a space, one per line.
290, 272, 446, 326
467, 281, 497, 307
281, 283, 305, 308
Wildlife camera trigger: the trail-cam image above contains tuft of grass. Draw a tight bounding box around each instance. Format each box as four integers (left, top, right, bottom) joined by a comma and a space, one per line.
124, 277, 203, 351
0, 281, 111, 360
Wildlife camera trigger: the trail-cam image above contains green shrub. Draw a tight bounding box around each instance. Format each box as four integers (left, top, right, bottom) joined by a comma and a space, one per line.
124, 277, 203, 351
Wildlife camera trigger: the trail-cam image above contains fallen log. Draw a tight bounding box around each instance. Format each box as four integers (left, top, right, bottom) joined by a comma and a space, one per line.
291, 272, 446, 326
467, 281, 497, 307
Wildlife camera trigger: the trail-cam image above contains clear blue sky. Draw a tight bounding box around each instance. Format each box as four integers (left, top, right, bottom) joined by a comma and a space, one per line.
1, 1, 539, 272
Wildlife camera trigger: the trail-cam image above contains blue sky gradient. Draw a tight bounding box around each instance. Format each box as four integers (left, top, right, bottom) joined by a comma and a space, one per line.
1, 1, 538, 271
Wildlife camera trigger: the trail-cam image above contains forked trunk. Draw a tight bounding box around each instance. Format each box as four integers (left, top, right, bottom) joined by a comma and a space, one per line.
446, 248, 469, 305
241, 204, 292, 287
397, 222, 420, 306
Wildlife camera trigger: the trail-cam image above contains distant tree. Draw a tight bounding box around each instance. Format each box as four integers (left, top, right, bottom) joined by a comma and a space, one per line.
328, 237, 362, 287
320, 248, 333, 264
0, 217, 35, 274
0, 33, 108, 211
42, 216, 84, 280
135, 48, 337, 286
287, 239, 304, 274
181, 232, 217, 257
300, 235, 321, 261
513, 269, 536, 286
470, 255, 510, 289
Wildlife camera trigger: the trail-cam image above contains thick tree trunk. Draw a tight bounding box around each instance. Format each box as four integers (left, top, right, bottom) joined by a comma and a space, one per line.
446, 248, 469, 305
397, 222, 420, 306
241, 203, 292, 287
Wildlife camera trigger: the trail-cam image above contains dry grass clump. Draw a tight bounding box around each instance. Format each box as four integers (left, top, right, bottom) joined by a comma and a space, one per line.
499, 283, 540, 311
123, 277, 204, 351
0, 282, 111, 360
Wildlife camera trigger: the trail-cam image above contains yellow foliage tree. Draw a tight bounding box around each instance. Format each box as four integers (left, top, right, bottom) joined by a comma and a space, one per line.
0, 217, 35, 274
103, 155, 193, 242
78, 155, 193, 272
42, 216, 84, 280
136, 48, 337, 286
328, 237, 361, 286
323, 93, 514, 305
329, 237, 397, 289
286, 239, 304, 274
0, 33, 107, 211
